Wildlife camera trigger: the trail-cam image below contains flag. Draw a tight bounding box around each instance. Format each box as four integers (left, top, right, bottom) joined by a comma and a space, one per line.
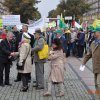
0, 19, 3, 28
92, 19, 100, 28
75, 21, 81, 29
59, 13, 66, 28
48, 21, 56, 28
80, 23, 83, 28
84, 21, 88, 30
60, 13, 64, 23
72, 15, 75, 27
72, 20, 75, 28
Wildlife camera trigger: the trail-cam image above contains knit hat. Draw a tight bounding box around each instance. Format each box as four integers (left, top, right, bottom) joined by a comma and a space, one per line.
65, 30, 71, 33
55, 30, 63, 34
93, 27, 100, 33
34, 28, 41, 35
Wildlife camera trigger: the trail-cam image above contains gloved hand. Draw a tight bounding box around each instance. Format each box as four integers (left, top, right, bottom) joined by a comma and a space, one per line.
79, 65, 86, 71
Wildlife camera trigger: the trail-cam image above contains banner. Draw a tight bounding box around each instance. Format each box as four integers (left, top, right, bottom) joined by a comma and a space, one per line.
0, 19, 3, 28
75, 21, 81, 28
29, 18, 45, 27
2, 15, 21, 25
28, 18, 46, 33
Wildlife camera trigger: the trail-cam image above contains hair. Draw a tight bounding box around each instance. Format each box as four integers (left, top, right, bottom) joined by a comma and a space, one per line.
35, 28, 41, 33
52, 38, 63, 50
12, 25, 16, 29
22, 24, 28, 30
7, 31, 14, 37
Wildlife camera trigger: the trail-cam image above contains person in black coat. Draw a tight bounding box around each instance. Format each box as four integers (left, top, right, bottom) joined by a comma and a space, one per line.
0, 31, 15, 86
77, 29, 85, 58
12, 26, 20, 52
14, 25, 34, 82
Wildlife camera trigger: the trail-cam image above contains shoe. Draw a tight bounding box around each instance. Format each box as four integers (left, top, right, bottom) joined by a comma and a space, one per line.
36, 86, 44, 90
14, 79, 21, 82
5, 83, 12, 86
43, 92, 51, 96
0, 84, 5, 87
56, 92, 64, 97
53, 82, 59, 84
20, 86, 28, 92
33, 81, 36, 83
33, 84, 38, 87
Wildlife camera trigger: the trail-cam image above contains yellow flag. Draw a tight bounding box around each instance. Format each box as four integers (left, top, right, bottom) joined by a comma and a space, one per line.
0, 19, 3, 28
48, 21, 56, 28
52, 21, 56, 27
92, 19, 100, 28
80, 22, 83, 28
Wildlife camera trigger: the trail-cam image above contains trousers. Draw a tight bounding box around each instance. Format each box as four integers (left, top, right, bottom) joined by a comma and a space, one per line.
21, 73, 29, 87
35, 62, 44, 87
94, 73, 100, 100
0, 63, 10, 84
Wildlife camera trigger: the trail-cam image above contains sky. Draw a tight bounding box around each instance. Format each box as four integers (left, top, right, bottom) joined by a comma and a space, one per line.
36, 0, 60, 17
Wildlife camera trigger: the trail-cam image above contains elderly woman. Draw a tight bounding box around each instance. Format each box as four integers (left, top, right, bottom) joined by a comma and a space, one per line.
16, 32, 32, 92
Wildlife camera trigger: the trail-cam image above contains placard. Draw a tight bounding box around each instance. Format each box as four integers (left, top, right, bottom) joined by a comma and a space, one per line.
2, 15, 21, 25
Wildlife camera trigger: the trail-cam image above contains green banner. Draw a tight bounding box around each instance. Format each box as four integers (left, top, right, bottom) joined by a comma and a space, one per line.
0, 19, 3, 28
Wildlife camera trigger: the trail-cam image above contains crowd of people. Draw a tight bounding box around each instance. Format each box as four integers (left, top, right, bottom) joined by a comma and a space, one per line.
0, 25, 95, 59
46, 26, 94, 58
0, 24, 99, 98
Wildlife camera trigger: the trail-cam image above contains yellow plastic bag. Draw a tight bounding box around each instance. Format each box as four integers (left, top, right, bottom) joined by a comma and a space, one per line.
38, 44, 49, 59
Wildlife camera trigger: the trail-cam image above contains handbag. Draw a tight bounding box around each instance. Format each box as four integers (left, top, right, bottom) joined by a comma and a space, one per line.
17, 47, 30, 70
38, 42, 49, 60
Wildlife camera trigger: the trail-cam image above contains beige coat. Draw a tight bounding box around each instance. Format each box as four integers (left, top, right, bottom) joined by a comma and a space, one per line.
48, 50, 65, 83
18, 42, 32, 73
82, 41, 100, 74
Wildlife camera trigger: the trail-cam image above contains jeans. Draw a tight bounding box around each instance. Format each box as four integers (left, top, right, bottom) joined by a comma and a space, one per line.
77, 44, 84, 57
67, 44, 71, 57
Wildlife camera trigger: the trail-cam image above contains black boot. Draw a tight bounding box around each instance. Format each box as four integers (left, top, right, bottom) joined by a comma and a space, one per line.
20, 86, 28, 92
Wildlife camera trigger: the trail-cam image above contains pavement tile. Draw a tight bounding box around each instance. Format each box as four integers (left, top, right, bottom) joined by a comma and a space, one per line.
0, 57, 96, 100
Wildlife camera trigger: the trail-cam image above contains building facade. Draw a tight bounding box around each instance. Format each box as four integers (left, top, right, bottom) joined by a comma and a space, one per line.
83, 0, 100, 25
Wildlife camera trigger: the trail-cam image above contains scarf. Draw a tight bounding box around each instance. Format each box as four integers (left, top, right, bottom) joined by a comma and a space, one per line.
95, 38, 100, 45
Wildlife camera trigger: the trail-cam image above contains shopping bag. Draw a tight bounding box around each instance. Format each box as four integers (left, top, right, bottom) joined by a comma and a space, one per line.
38, 44, 49, 59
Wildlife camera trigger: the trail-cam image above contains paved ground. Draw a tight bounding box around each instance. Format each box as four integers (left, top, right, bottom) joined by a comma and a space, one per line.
0, 57, 96, 100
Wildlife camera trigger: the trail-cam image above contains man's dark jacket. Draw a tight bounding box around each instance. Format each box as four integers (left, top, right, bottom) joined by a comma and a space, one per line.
0, 39, 12, 63
12, 31, 19, 52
